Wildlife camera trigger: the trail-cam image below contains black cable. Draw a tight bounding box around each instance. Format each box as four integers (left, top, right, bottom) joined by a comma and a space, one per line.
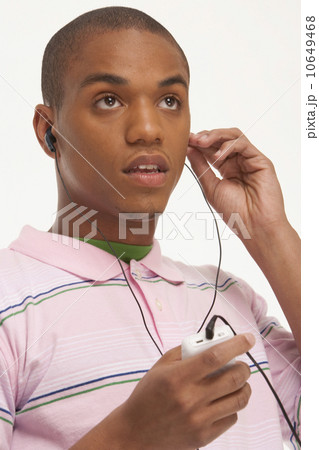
209, 315, 301, 447
183, 163, 222, 333
55, 151, 300, 447
54, 152, 163, 357
185, 164, 301, 446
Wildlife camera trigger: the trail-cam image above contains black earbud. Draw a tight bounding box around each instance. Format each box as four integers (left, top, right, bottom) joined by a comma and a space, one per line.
45, 126, 57, 153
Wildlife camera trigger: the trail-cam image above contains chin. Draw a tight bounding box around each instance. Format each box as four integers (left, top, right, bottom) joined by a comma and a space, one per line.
117, 205, 166, 219
120, 192, 169, 214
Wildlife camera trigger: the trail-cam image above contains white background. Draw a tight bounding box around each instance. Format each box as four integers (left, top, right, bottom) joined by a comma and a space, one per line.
0, 0, 300, 331
0, 1, 309, 448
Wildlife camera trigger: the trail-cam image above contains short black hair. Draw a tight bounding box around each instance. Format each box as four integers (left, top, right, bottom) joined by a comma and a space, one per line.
41, 6, 189, 111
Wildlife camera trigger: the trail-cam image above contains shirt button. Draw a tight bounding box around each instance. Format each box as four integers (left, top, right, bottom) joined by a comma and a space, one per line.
135, 269, 142, 280
155, 298, 162, 311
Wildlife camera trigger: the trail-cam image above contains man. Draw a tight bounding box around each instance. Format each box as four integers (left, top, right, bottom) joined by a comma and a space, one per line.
0, 6, 300, 449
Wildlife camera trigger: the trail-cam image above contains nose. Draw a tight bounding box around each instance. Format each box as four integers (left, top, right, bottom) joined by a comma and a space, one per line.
125, 98, 164, 146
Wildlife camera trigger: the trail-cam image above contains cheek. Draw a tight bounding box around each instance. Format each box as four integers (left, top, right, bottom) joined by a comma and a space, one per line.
59, 101, 123, 152
59, 120, 120, 172
57, 131, 122, 203
170, 144, 189, 187
177, 113, 191, 148
174, 123, 191, 161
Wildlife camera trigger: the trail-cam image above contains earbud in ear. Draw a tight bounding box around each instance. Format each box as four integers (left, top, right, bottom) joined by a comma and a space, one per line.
45, 126, 57, 153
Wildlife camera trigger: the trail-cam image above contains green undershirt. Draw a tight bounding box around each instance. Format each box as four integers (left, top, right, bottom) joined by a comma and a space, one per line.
76, 237, 152, 264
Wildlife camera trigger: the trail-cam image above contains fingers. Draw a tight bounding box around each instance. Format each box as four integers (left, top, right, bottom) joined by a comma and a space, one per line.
204, 383, 252, 442
202, 383, 251, 444
189, 128, 246, 149
204, 362, 252, 402
151, 345, 182, 370
187, 333, 255, 380
160, 345, 182, 361
205, 413, 238, 443
121, 335, 255, 449
210, 382, 252, 419
186, 412, 239, 449
188, 128, 263, 162
183, 382, 252, 448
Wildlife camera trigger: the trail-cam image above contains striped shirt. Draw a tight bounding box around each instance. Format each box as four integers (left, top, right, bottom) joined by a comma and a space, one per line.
0, 225, 301, 449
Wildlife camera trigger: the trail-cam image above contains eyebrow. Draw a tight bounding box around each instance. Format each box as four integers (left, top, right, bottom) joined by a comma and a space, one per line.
79, 72, 188, 90
158, 75, 188, 89
80, 73, 129, 89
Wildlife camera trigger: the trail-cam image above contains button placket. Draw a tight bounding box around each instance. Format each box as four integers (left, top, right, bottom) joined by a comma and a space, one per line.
155, 298, 163, 311
135, 269, 142, 280
129, 266, 164, 351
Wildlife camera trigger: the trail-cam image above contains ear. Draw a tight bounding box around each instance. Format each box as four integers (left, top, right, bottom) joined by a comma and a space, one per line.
33, 104, 56, 159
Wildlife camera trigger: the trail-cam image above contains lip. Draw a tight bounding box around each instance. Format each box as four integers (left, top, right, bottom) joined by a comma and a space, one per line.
123, 154, 169, 187
123, 154, 169, 173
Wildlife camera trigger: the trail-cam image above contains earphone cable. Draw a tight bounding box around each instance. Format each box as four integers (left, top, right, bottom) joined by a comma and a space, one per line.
183, 163, 222, 333
54, 144, 300, 447
184, 165, 301, 447
54, 152, 164, 357
55, 156, 222, 353
210, 315, 301, 447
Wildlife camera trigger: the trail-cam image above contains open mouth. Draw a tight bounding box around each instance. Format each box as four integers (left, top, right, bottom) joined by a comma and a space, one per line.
123, 156, 169, 187
127, 164, 162, 174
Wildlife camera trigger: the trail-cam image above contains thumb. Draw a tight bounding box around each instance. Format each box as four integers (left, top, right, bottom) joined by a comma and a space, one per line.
153, 346, 182, 368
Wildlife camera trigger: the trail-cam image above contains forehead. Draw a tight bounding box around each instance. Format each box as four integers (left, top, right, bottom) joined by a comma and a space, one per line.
65, 28, 189, 88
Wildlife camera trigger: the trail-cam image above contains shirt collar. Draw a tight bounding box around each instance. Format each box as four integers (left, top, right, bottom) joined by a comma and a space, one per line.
9, 225, 184, 284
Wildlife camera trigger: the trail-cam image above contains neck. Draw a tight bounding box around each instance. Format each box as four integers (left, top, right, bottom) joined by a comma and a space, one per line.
49, 207, 158, 246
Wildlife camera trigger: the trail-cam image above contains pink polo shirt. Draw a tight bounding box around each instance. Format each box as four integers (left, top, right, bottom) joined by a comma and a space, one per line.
0, 226, 300, 449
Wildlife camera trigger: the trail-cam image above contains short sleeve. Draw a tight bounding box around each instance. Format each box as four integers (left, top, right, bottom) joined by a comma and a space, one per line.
0, 346, 16, 449
241, 280, 301, 447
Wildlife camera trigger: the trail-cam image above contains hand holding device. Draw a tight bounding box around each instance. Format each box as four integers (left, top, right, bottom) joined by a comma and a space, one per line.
182, 324, 235, 373
94, 333, 254, 450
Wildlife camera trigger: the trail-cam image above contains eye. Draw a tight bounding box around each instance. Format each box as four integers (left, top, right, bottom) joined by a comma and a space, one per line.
96, 94, 122, 110
158, 96, 181, 110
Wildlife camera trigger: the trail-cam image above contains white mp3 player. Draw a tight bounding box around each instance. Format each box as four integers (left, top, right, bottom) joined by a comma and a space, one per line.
181, 324, 235, 369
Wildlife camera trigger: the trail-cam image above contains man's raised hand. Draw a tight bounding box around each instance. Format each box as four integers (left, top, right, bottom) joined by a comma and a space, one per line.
187, 128, 288, 240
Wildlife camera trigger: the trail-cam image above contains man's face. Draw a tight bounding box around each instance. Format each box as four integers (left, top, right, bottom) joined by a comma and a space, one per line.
54, 29, 190, 220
